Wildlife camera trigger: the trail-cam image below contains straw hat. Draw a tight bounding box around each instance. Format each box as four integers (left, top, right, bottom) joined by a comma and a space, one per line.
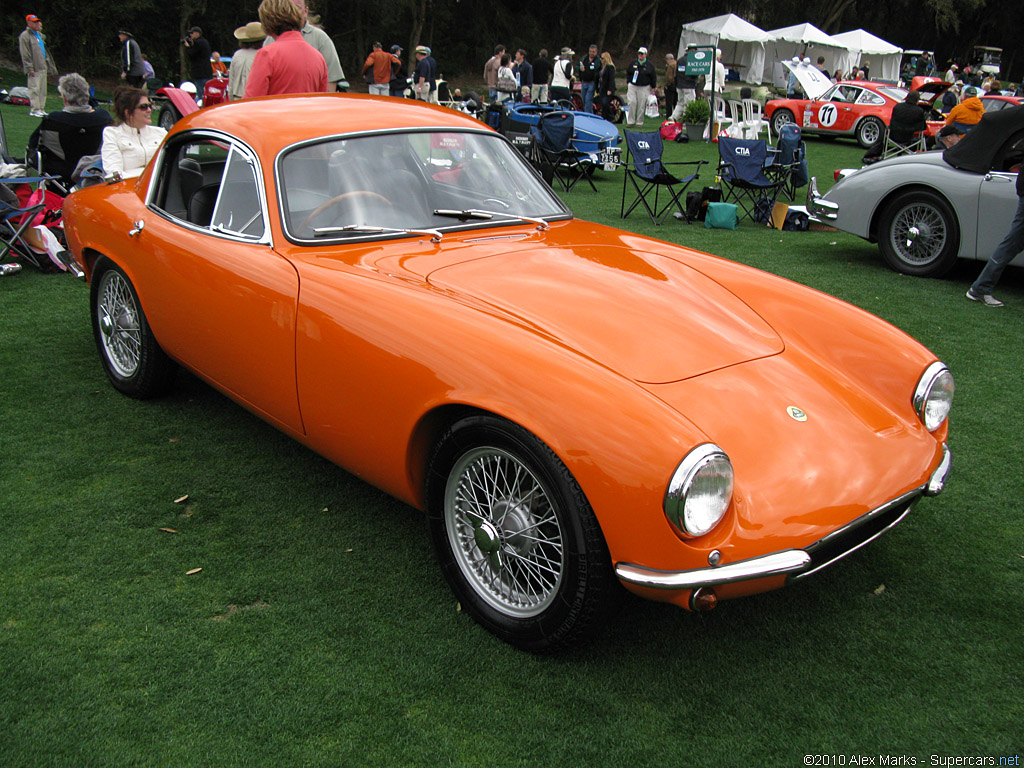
233, 21, 266, 42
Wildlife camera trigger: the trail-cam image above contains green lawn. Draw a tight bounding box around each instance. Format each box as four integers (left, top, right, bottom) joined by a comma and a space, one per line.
1, 95, 1022, 767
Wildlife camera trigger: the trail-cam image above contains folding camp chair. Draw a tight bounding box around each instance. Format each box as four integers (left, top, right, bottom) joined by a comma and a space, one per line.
530, 110, 595, 192
764, 123, 807, 202
717, 136, 788, 224
620, 130, 707, 224
0, 175, 76, 273
28, 115, 107, 194
881, 127, 928, 159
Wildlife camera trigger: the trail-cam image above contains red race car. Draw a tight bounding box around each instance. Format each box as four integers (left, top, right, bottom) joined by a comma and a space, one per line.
766, 78, 949, 148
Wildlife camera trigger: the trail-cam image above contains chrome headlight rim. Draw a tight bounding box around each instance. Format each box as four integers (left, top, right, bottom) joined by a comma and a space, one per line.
664, 443, 734, 538
913, 362, 954, 432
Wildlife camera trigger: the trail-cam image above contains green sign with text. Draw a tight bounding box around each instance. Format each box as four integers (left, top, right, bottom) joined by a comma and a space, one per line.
685, 47, 715, 76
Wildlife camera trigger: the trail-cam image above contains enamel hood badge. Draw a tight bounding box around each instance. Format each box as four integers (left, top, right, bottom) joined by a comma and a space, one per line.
787, 406, 808, 422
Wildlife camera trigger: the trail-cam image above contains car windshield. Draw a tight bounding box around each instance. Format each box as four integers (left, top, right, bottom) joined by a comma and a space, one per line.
278, 130, 568, 242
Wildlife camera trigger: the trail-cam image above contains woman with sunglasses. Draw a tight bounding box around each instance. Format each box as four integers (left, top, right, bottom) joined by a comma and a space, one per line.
100, 86, 167, 178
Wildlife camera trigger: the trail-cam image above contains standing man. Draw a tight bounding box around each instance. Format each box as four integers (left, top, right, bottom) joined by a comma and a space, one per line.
184, 27, 213, 95
966, 169, 1024, 307
669, 45, 699, 121
531, 49, 552, 105
20, 14, 57, 118
549, 47, 575, 104
625, 46, 656, 128
578, 45, 601, 113
484, 45, 505, 103
119, 30, 146, 88
362, 42, 400, 96
388, 45, 407, 98
513, 49, 533, 103
662, 53, 677, 118
413, 46, 433, 102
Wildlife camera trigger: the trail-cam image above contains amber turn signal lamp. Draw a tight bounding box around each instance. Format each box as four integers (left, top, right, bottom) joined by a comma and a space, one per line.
690, 587, 718, 612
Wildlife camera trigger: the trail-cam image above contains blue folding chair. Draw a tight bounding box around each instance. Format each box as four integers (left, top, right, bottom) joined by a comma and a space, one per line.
717, 136, 787, 224
530, 111, 595, 192
620, 131, 707, 224
764, 123, 806, 202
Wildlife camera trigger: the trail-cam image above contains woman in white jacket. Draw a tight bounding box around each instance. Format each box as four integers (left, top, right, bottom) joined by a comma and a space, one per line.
101, 86, 167, 178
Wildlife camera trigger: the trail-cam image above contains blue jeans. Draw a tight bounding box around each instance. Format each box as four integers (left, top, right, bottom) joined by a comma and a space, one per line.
581, 81, 596, 113
972, 195, 1024, 295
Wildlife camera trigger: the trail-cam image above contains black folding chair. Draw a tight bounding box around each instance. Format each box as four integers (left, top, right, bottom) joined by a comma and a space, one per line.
28, 116, 108, 194
530, 111, 595, 192
764, 123, 806, 202
717, 136, 788, 224
0, 175, 75, 273
620, 130, 707, 224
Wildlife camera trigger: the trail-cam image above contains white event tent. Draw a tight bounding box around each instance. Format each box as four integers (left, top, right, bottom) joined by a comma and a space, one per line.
766, 23, 852, 88
677, 13, 772, 85
829, 29, 903, 82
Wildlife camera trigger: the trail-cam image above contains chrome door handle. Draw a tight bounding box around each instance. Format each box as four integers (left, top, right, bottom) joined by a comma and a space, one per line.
129, 220, 144, 237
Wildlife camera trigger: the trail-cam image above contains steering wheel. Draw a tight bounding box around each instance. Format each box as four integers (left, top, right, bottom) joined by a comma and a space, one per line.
300, 190, 392, 234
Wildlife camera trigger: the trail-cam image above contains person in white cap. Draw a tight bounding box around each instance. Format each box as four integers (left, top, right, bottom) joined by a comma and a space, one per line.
703, 48, 727, 96
624, 45, 656, 127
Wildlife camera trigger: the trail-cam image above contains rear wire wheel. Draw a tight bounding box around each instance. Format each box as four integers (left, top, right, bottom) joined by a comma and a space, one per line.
426, 415, 620, 651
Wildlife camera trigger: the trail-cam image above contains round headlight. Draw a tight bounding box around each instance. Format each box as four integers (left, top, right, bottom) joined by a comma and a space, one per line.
914, 362, 954, 432
665, 444, 734, 538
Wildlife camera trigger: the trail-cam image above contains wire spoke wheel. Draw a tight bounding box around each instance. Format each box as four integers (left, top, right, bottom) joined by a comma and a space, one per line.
444, 446, 564, 617
97, 269, 142, 378
889, 203, 947, 266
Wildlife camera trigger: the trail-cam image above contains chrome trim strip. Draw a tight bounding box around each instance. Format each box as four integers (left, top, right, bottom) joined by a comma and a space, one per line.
806, 176, 839, 220
615, 549, 811, 591
925, 444, 951, 496
789, 486, 923, 581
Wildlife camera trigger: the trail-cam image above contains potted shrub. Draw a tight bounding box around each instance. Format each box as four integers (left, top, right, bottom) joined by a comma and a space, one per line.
683, 98, 711, 142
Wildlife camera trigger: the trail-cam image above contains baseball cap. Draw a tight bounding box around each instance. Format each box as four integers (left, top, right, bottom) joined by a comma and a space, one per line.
414, 45, 428, 55
26, 14, 41, 22
390, 44, 402, 53
638, 46, 648, 54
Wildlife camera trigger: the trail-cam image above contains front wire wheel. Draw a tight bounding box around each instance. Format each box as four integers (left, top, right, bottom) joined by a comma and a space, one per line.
445, 446, 564, 617
427, 415, 620, 651
877, 191, 959, 276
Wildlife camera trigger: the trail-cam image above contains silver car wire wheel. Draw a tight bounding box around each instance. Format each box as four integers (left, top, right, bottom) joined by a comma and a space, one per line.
97, 269, 142, 378
444, 446, 565, 617
889, 201, 948, 266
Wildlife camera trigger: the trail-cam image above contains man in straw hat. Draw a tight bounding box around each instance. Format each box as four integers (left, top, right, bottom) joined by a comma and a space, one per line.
228, 21, 266, 100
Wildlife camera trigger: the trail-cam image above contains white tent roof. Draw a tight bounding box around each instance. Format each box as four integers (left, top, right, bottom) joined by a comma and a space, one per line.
766, 22, 850, 88
830, 29, 902, 55
768, 22, 835, 46
678, 13, 772, 84
682, 13, 774, 43
831, 29, 902, 82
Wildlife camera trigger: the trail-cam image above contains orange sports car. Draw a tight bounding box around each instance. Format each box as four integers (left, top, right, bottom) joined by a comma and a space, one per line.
63, 95, 953, 651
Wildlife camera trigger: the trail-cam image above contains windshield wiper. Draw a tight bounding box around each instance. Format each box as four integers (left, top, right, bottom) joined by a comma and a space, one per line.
313, 224, 443, 242
432, 208, 549, 230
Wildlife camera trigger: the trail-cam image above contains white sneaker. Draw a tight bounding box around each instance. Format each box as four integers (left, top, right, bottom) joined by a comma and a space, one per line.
966, 289, 1004, 307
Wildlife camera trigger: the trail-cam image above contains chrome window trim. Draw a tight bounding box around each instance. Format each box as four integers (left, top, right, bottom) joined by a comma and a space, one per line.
147, 129, 273, 247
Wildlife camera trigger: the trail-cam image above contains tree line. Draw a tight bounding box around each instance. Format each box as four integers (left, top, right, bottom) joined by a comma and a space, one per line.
3, 0, 1020, 87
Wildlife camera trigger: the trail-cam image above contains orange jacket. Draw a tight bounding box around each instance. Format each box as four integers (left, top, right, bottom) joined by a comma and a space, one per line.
363, 49, 400, 85
945, 96, 985, 126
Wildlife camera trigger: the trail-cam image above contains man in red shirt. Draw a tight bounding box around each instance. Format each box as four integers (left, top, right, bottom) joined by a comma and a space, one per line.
244, 0, 327, 98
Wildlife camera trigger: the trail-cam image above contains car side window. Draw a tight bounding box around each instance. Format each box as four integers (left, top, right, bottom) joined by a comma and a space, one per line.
857, 91, 885, 106
151, 136, 266, 241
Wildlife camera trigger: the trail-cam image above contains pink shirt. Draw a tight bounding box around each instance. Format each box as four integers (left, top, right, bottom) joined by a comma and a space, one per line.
244, 30, 328, 98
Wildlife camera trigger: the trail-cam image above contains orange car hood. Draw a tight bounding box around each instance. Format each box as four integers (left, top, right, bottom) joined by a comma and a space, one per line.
426, 244, 783, 384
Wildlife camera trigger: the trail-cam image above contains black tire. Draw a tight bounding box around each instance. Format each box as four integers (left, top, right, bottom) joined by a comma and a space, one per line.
608, 96, 624, 124
426, 414, 620, 652
770, 108, 795, 137
90, 258, 177, 398
856, 116, 884, 148
158, 105, 180, 132
876, 190, 960, 277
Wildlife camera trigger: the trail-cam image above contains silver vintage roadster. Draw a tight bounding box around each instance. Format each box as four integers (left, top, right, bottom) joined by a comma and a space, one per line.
809, 105, 1024, 277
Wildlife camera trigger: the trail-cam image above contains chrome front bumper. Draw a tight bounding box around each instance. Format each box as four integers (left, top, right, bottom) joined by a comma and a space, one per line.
616, 445, 950, 593
806, 176, 839, 221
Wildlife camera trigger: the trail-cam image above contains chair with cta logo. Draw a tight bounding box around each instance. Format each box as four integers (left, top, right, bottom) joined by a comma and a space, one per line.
620, 130, 707, 224
716, 136, 788, 224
